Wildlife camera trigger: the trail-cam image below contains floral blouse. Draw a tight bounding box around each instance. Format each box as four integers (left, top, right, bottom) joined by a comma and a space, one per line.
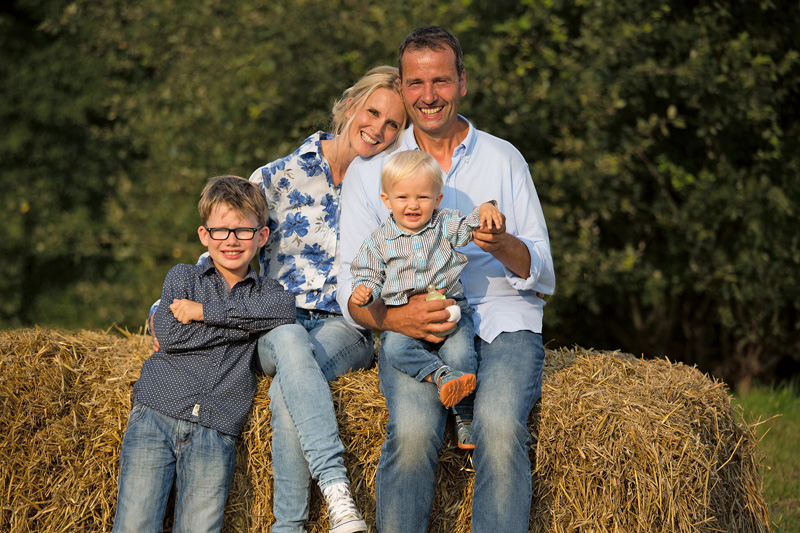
248, 132, 343, 312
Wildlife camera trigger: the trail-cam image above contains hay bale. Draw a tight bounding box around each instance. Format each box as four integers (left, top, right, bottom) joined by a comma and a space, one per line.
0, 329, 772, 532
532, 352, 772, 533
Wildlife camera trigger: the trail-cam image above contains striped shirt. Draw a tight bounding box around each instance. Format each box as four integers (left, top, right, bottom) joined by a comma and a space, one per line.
350, 206, 483, 306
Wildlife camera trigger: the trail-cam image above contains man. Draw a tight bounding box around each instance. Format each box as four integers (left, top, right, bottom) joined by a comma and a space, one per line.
337, 26, 555, 532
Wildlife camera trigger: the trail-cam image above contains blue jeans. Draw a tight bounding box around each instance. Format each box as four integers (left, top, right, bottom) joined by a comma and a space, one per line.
112, 404, 237, 533
381, 297, 475, 415
257, 311, 374, 533
375, 330, 545, 533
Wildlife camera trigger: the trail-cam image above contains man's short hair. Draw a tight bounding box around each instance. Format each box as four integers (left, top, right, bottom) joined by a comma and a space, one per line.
198, 175, 269, 226
398, 25, 464, 79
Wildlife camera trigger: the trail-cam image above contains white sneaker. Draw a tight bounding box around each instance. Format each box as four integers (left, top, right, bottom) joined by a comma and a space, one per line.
322, 482, 367, 533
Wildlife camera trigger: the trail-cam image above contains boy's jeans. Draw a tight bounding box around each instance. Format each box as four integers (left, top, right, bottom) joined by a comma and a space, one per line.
112, 404, 236, 533
257, 312, 374, 533
375, 330, 545, 533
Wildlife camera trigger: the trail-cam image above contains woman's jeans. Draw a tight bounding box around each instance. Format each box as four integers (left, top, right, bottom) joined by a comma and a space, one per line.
374, 330, 545, 533
257, 310, 374, 533
112, 404, 237, 533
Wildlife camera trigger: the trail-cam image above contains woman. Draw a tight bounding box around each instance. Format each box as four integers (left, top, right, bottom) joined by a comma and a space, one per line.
149, 66, 405, 533
249, 65, 405, 533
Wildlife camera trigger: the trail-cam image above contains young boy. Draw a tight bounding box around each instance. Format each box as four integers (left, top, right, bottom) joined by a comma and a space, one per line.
112, 176, 296, 532
349, 150, 503, 449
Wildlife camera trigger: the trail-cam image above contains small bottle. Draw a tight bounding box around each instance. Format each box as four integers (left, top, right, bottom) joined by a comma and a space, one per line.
425, 284, 446, 301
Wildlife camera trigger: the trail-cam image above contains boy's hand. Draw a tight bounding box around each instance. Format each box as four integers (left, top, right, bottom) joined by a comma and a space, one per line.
170, 299, 204, 324
351, 285, 373, 307
478, 202, 505, 231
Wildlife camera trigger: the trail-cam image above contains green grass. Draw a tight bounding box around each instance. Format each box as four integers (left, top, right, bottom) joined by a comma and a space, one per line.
733, 383, 800, 532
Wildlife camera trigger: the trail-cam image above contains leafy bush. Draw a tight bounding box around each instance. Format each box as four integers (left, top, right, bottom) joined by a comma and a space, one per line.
2, 0, 798, 382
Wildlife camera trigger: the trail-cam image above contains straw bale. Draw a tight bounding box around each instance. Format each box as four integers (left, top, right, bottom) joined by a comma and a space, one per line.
0, 329, 771, 532
532, 352, 772, 533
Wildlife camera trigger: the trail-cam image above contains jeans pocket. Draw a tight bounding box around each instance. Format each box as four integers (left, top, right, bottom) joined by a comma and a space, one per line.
215, 430, 238, 450
125, 402, 148, 428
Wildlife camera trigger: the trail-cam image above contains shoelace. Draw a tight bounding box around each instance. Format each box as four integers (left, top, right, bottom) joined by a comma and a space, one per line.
325, 484, 359, 524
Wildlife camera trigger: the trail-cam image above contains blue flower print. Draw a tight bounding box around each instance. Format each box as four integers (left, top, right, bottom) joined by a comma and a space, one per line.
280, 268, 307, 294
298, 153, 324, 177
277, 177, 291, 190
282, 212, 310, 238
321, 193, 338, 224
288, 189, 315, 208
264, 159, 287, 181
276, 252, 296, 267
300, 243, 329, 265
319, 293, 341, 313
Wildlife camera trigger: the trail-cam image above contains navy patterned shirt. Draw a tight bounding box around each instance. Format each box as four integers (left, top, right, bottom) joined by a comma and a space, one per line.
134, 256, 295, 436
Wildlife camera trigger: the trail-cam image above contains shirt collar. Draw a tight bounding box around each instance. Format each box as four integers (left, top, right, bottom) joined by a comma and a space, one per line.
379, 209, 444, 240
298, 131, 334, 158
400, 116, 477, 160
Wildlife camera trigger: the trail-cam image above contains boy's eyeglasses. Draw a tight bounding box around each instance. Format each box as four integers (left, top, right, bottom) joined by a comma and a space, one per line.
204, 226, 261, 240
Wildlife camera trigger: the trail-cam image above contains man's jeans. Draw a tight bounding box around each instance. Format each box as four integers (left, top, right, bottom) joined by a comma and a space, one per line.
112, 404, 237, 533
375, 330, 545, 533
257, 311, 374, 533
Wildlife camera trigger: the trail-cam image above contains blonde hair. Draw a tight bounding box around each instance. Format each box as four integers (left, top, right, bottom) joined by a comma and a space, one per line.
330, 65, 407, 147
381, 150, 443, 193
198, 175, 269, 226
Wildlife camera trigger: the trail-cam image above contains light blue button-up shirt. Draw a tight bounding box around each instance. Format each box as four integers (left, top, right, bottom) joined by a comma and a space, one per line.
338, 119, 555, 342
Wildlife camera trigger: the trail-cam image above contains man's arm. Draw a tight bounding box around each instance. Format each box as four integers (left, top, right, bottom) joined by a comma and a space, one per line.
472, 225, 531, 279
473, 159, 555, 294
347, 291, 456, 343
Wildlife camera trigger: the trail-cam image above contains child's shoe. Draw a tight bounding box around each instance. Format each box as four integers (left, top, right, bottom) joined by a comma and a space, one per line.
454, 412, 475, 450
432, 366, 476, 408
322, 482, 367, 533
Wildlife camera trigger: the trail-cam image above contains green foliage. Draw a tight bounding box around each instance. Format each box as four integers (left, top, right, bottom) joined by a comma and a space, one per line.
1, 0, 798, 381
467, 0, 800, 380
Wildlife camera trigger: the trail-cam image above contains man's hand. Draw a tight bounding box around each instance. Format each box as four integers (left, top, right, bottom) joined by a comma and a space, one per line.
472, 213, 507, 253
170, 299, 204, 324
384, 292, 456, 343
472, 213, 536, 280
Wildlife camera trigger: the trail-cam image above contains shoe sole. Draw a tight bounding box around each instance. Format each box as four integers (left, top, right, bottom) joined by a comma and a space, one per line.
439, 373, 476, 408
329, 517, 367, 533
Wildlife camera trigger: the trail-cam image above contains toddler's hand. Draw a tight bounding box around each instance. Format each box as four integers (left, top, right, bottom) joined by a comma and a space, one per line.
479, 202, 505, 231
351, 285, 373, 307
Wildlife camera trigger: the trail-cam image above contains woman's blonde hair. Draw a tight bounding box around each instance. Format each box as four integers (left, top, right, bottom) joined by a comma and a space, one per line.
330, 65, 406, 147
381, 150, 443, 193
